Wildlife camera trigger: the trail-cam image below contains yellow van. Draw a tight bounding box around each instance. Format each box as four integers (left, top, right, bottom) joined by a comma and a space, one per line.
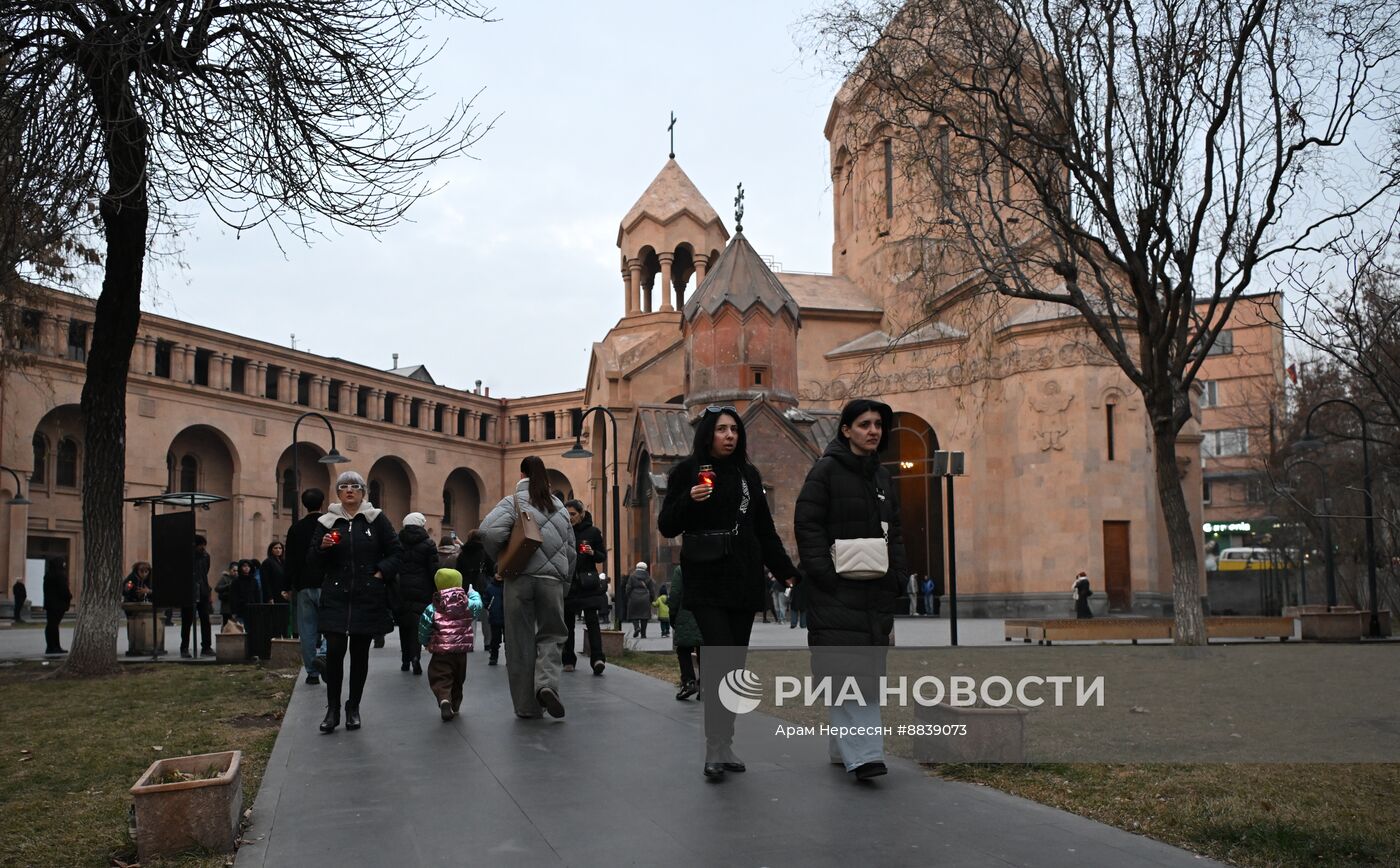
1216, 547, 1290, 571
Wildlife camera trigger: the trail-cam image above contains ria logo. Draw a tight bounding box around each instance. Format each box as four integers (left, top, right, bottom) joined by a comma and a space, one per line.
717, 668, 763, 715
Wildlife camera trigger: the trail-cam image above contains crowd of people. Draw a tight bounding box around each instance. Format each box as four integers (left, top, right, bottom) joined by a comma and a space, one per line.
278, 398, 913, 784
33, 397, 949, 787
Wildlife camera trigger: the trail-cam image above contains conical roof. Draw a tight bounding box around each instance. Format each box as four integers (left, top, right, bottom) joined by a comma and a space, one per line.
617, 159, 725, 241
683, 232, 801, 323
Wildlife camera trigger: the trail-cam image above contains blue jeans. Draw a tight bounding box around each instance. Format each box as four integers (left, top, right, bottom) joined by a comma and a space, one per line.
772, 592, 788, 622
296, 589, 326, 675
789, 606, 806, 628
828, 678, 886, 771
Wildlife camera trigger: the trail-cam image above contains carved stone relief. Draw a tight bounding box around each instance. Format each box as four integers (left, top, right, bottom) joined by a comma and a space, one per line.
1027, 380, 1073, 452
800, 340, 1111, 402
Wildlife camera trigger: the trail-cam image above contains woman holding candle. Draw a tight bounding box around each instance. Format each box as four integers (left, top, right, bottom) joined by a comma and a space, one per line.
307, 470, 403, 733
658, 405, 800, 780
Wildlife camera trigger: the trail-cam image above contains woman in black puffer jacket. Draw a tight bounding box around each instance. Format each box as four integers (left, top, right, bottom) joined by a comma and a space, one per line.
395, 512, 440, 675
562, 500, 609, 674
794, 398, 909, 782
658, 406, 800, 780
307, 470, 403, 734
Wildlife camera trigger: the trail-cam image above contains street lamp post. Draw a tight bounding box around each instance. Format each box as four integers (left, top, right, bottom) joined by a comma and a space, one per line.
291, 412, 351, 522
1284, 458, 1337, 611
1, 466, 32, 621
932, 450, 966, 646
562, 406, 622, 629
1297, 399, 1381, 637
0, 466, 33, 506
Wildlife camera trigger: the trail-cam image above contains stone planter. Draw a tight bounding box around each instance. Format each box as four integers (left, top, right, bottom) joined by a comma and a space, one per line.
582, 627, 627, 655
130, 750, 242, 861
123, 604, 166, 656
912, 703, 1027, 763
268, 637, 301, 668
597, 629, 625, 658
1291, 608, 1392, 640
215, 631, 247, 663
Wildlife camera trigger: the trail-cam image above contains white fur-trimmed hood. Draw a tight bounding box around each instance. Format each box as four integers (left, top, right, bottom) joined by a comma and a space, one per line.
319, 502, 383, 527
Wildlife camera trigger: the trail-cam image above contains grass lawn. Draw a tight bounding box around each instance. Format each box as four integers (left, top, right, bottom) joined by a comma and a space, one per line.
0, 660, 294, 867
614, 650, 1400, 868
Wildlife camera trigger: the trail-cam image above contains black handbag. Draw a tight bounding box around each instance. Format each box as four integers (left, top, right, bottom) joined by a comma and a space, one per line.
681, 476, 750, 563
681, 530, 735, 563
576, 570, 601, 592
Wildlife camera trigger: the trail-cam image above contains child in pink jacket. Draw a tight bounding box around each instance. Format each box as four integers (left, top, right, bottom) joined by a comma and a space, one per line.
418, 569, 483, 720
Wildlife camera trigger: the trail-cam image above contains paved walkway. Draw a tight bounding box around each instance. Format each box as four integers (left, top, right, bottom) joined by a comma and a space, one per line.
0, 620, 221, 663
235, 642, 1222, 868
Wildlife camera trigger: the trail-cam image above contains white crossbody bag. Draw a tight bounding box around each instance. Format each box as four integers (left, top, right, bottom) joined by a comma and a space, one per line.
830, 522, 889, 580
830, 479, 891, 580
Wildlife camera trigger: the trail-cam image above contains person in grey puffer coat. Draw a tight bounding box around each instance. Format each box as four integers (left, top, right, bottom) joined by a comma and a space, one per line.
478, 456, 577, 720
625, 562, 656, 637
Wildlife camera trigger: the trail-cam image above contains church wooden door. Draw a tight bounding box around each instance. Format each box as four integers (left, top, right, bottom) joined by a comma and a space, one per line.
1101, 521, 1132, 612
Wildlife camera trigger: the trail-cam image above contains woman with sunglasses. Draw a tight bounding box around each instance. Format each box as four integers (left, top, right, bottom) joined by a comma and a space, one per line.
658, 405, 800, 780
307, 470, 403, 733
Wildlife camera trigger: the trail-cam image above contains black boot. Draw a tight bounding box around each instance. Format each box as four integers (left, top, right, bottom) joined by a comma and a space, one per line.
718, 741, 746, 773
411, 658, 422, 676
344, 702, 361, 730
705, 739, 737, 780
319, 705, 340, 733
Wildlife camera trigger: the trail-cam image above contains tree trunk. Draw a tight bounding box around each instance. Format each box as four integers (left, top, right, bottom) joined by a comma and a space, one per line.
63, 115, 148, 676
1152, 427, 1207, 645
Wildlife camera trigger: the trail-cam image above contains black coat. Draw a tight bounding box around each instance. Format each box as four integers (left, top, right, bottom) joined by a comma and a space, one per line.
395, 525, 440, 608
260, 557, 286, 602
1074, 577, 1094, 619
43, 570, 71, 611
480, 578, 505, 624
229, 573, 258, 620
192, 550, 211, 605
307, 507, 403, 636
454, 539, 493, 596
566, 516, 609, 609
284, 512, 325, 591
122, 570, 150, 604
794, 438, 909, 646
657, 455, 799, 613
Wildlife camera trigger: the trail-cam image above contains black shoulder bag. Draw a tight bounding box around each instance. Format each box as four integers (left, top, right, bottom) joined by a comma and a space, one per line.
681, 476, 750, 563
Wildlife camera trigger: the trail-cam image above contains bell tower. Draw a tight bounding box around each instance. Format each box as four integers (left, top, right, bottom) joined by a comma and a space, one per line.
682, 222, 802, 415
616, 159, 729, 318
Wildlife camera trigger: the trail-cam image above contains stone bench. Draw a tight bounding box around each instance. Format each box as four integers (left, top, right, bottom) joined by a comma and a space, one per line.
1282, 607, 1392, 641
1002, 619, 1041, 642
1204, 616, 1294, 640
1003, 616, 1296, 644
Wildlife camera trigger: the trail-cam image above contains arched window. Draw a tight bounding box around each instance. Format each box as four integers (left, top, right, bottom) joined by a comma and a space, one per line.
31, 434, 47, 485
443, 489, 453, 526
369, 480, 382, 507
166, 452, 176, 492
179, 454, 198, 491
56, 438, 79, 488
282, 468, 298, 511
1105, 402, 1117, 462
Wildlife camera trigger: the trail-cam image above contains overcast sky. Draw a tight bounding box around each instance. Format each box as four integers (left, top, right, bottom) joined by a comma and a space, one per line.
131, 1, 838, 398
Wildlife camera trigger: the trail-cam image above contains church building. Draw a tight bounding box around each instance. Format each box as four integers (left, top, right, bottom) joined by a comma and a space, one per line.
2, 53, 1209, 618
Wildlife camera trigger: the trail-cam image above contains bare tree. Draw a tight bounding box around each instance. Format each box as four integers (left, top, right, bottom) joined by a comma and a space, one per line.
0, 54, 100, 371
807, 0, 1400, 642
1286, 232, 1400, 447
1272, 238, 1400, 616
1, 0, 492, 674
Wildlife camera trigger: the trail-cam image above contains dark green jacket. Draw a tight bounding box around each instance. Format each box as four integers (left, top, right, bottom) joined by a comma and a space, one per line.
667, 565, 703, 647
